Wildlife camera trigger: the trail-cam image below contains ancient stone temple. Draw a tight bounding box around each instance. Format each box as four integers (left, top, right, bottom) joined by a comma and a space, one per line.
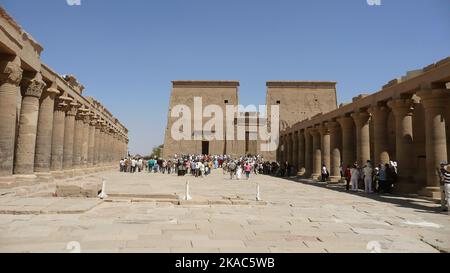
162, 81, 337, 160
279, 58, 450, 198
0, 7, 128, 188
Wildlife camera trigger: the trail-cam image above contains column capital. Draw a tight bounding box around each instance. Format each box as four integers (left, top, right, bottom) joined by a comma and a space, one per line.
77, 107, 90, 123
387, 98, 416, 116
0, 55, 23, 86
351, 111, 370, 127
22, 72, 46, 98
325, 121, 340, 133
336, 116, 353, 129
95, 119, 104, 129
417, 88, 450, 109
66, 102, 80, 117
82, 114, 91, 124
304, 127, 314, 135
43, 82, 60, 98
318, 124, 330, 135
309, 126, 321, 137
55, 101, 68, 111
367, 105, 390, 117
54, 96, 70, 111
89, 115, 98, 126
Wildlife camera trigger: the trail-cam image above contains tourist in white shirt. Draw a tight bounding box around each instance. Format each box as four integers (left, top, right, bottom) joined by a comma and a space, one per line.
350, 163, 359, 192
131, 158, 137, 173
363, 161, 374, 194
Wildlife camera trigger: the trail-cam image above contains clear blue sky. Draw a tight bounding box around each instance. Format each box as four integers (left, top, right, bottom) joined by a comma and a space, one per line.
2, 0, 449, 155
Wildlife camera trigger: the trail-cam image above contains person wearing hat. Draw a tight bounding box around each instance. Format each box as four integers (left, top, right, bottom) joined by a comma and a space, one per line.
439, 161, 450, 213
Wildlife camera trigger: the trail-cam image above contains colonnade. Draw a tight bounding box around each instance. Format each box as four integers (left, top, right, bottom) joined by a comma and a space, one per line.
280, 61, 450, 198
0, 60, 128, 186
0, 7, 128, 187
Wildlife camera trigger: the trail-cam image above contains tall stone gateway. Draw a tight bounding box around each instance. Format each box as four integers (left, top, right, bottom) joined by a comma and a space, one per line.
266, 81, 338, 131
163, 81, 241, 158
162, 80, 338, 161
263, 81, 338, 161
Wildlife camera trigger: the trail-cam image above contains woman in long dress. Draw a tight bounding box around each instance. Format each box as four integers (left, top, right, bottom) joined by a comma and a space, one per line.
236, 164, 243, 180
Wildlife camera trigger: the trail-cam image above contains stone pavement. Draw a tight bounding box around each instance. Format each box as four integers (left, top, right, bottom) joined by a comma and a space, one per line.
0, 170, 449, 253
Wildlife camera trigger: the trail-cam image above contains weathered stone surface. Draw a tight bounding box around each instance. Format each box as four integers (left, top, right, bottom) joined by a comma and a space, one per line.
2, 170, 447, 253
55, 179, 102, 198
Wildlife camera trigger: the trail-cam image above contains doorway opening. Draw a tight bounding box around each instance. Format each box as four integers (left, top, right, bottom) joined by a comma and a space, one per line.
202, 141, 209, 155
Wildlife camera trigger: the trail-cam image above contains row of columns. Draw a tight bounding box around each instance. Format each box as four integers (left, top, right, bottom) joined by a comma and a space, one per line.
281, 88, 450, 196
0, 54, 128, 185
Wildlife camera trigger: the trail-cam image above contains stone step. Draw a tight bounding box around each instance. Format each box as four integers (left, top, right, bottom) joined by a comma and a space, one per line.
0, 197, 103, 215
107, 193, 179, 200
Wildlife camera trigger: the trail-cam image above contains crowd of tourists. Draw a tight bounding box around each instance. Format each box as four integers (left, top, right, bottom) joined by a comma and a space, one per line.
118, 154, 450, 213
118, 154, 284, 180
338, 160, 399, 194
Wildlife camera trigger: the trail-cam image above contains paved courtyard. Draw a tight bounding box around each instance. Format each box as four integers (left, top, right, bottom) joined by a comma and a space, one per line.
0, 170, 449, 253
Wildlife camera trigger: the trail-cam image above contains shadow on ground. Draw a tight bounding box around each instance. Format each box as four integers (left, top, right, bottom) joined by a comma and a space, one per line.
278, 176, 444, 215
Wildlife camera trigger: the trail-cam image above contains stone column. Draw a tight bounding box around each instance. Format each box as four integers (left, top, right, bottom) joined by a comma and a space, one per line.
286, 134, 292, 164
351, 111, 371, 166
14, 73, 46, 183
0, 55, 23, 185
72, 111, 85, 171
284, 135, 289, 164
63, 102, 79, 175
116, 135, 121, 161
106, 128, 112, 165
109, 130, 115, 164
111, 132, 116, 163
304, 129, 313, 177
337, 116, 356, 167
81, 111, 90, 170
327, 121, 342, 182
105, 129, 111, 165
417, 88, 449, 198
297, 130, 305, 173
110, 130, 116, 164
292, 131, 299, 169
388, 98, 416, 192
50, 97, 70, 178
311, 127, 321, 179
116, 135, 120, 161
34, 85, 60, 182
319, 125, 331, 173
93, 121, 102, 167
121, 136, 126, 159
87, 116, 96, 168
117, 135, 121, 160
99, 123, 106, 166
368, 105, 391, 166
